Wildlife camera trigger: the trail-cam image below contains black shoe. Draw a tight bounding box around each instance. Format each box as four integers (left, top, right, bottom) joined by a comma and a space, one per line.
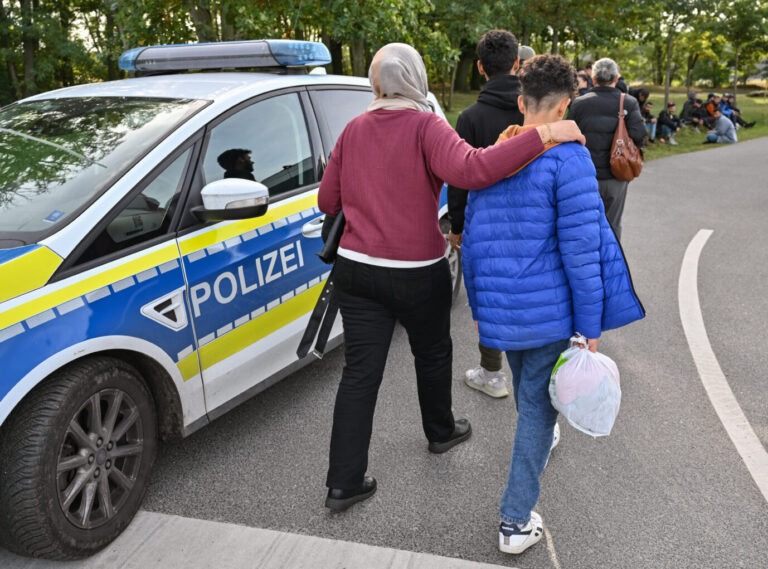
746, 121, 756, 128
702, 139, 715, 144
325, 476, 377, 511
428, 418, 472, 454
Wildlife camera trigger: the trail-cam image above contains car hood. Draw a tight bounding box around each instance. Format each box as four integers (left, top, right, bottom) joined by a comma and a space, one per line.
0, 245, 63, 304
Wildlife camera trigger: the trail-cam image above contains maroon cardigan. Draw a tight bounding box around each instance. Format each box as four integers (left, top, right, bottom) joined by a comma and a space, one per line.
318, 109, 544, 262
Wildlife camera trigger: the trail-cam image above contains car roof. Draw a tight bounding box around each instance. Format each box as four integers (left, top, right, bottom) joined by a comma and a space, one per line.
22, 72, 372, 105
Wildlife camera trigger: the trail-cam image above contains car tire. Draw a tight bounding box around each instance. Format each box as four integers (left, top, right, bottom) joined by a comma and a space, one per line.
0, 356, 157, 560
440, 217, 462, 300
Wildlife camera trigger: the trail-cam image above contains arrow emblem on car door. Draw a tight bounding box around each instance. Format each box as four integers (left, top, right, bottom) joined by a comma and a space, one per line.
141, 287, 189, 331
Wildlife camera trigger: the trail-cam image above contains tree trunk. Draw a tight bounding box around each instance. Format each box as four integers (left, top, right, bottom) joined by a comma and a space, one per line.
322, 30, 344, 75
185, 0, 217, 42
220, 3, 236, 41
552, 28, 560, 55
21, 0, 37, 96
653, 20, 664, 85
521, 24, 530, 47
364, 41, 373, 75
448, 61, 458, 111
664, 32, 673, 107
105, 11, 119, 81
454, 55, 473, 93
0, 2, 21, 100
470, 57, 482, 90
685, 53, 698, 94
350, 38, 366, 77
732, 49, 739, 101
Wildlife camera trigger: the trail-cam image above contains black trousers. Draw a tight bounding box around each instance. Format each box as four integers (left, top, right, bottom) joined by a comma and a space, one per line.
326, 256, 456, 489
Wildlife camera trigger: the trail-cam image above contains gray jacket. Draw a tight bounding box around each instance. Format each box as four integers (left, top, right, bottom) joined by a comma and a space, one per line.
713, 115, 737, 144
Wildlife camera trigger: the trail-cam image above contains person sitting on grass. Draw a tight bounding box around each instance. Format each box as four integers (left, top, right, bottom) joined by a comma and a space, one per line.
680, 99, 715, 132
657, 101, 681, 145
641, 100, 657, 143
721, 94, 755, 129
704, 108, 738, 144
705, 93, 721, 119
680, 91, 697, 124
461, 54, 645, 557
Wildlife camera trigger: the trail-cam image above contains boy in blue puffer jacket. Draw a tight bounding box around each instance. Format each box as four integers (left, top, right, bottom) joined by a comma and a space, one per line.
462, 55, 645, 555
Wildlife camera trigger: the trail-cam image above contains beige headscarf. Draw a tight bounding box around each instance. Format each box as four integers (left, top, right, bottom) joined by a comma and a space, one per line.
367, 43, 433, 113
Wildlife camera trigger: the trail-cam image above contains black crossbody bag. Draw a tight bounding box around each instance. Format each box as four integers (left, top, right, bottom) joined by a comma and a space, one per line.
296, 212, 345, 359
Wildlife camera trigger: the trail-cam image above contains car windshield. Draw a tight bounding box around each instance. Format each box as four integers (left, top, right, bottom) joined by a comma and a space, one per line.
0, 96, 207, 244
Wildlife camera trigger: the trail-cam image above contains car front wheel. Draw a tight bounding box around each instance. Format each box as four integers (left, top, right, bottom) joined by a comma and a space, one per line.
0, 356, 157, 560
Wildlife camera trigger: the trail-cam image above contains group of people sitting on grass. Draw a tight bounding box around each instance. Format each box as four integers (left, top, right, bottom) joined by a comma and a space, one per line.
632, 88, 755, 146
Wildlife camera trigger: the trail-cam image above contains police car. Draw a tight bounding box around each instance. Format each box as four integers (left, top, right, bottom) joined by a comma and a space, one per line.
0, 40, 460, 559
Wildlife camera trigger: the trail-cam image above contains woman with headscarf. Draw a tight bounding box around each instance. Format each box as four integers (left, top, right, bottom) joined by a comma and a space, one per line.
319, 43, 585, 511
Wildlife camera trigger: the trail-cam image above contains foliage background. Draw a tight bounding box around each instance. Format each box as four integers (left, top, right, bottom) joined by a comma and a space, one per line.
1, 0, 767, 109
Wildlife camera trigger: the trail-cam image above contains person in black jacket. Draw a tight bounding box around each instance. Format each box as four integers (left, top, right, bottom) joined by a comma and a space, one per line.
447, 29, 526, 399
629, 86, 650, 107
657, 101, 681, 144
568, 57, 645, 240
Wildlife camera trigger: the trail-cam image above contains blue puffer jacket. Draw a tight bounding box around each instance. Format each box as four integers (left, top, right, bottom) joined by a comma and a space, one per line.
462, 141, 645, 351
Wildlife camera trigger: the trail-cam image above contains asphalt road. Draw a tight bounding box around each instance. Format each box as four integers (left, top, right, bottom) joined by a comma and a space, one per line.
137, 138, 768, 569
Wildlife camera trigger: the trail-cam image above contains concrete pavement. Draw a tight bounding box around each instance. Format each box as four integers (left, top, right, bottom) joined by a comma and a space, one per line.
0, 511, 515, 569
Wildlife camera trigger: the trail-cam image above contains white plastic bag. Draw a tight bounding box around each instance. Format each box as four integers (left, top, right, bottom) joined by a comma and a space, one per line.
549, 336, 621, 437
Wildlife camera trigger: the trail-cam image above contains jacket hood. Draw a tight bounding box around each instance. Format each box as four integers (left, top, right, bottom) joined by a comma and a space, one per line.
477, 75, 521, 111
0, 244, 62, 304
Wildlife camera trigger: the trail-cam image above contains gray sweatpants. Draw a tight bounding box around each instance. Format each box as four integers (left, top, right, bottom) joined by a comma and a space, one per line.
598, 177, 629, 240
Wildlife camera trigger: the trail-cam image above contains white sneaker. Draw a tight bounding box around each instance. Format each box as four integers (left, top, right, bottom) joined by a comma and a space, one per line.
464, 367, 509, 398
551, 423, 560, 451
669, 137, 679, 145
499, 511, 544, 554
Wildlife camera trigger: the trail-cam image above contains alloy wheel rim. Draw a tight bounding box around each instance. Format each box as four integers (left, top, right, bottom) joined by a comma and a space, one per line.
444, 240, 460, 289
56, 388, 144, 529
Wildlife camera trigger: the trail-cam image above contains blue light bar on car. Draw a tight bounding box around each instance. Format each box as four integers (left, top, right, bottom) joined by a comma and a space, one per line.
118, 39, 331, 72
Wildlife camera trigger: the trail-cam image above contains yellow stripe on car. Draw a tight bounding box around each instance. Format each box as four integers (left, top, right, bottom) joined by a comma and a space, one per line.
197, 281, 323, 372
177, 350, 202, 382
178, 194, 318, 256
0, 247, 63, 304
0, 245, 178, 330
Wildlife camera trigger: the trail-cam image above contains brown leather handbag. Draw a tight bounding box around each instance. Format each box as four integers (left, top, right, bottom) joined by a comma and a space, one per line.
609, 93, 643, 182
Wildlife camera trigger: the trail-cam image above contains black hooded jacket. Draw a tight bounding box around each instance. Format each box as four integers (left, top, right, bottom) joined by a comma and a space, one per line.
447, 74, 524, 234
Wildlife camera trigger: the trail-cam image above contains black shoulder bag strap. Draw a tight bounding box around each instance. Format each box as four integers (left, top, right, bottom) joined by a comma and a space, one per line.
296, 270, 338, 359
296, 212, 345, 359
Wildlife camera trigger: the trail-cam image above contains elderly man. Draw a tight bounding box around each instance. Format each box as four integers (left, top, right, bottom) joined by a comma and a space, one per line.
568, 58, 645, 240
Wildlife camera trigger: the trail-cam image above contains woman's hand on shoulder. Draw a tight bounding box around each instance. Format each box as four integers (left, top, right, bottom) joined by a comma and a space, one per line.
537, 120, 586, 146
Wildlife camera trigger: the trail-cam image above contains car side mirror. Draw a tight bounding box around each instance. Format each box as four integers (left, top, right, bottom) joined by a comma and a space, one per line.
191, 178, 269, 222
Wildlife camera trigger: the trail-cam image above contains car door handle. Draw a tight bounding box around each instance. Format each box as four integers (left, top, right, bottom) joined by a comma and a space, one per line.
301, 215, 325, 238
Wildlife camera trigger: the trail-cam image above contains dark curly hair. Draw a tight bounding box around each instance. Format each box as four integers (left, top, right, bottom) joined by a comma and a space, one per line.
518, 54, 577, 113
476, 30, 518, 78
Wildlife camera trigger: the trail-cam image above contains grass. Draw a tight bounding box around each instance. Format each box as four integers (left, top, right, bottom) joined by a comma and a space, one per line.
440, 87, 768, 162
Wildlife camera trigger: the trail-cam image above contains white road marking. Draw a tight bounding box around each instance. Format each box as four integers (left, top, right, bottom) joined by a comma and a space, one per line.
678, 229, 768, 503
544, 526, 562, 569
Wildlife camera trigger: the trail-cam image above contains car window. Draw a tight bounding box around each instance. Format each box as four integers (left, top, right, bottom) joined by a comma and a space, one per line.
74, 148, 192, 265
310, 89, 374, 148
0, 97, 207, 244
202, 93, 315, 197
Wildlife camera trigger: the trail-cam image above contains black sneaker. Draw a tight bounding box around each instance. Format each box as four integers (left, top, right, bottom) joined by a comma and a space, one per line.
746, 121, 756, 128
325, 476, 377, 511
427, 418, 472, 453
